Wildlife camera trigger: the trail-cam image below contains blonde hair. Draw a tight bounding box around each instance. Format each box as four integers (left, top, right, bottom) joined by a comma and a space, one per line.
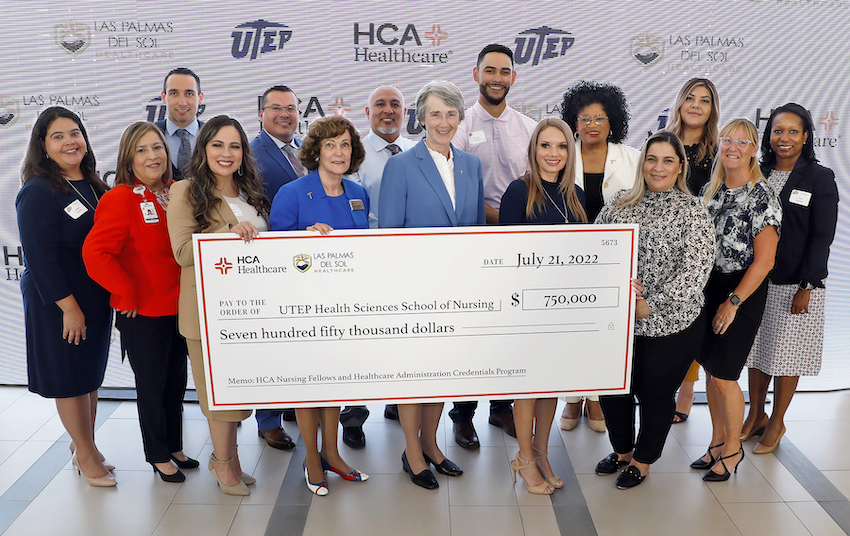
702, 118, 764, 204
615, 131, 689, 208
521, 118, 587, 222
666, 78, 720, 163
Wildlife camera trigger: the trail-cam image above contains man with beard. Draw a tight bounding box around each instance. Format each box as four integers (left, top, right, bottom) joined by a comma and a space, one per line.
340, 86, 416, 448
449, 44, 535, 448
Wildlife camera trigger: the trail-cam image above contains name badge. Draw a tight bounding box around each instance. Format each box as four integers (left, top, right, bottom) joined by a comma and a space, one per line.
468, 130, 487, 145
133, 186, 146, 195
140, 201, 159, 223
228, 202, 244, 217
789, 189, 812, 207
64, 199, 87, 219
349, 199, 365, 211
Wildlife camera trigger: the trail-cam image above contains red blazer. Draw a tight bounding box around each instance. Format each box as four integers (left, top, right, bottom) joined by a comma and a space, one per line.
83, 182, 180, 317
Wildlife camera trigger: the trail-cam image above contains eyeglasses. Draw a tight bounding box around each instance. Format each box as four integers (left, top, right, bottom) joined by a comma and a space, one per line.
263, 105, 298, 114
719, 137, 754, 149
577, 115, 609, 125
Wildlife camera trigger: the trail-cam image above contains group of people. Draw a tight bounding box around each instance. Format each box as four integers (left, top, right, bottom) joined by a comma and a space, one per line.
15, 42, 838, 498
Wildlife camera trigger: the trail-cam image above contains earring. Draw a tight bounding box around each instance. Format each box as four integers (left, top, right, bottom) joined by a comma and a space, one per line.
237, 165, 243, 176
574, 131, 580, 141
314, 157, 319, 162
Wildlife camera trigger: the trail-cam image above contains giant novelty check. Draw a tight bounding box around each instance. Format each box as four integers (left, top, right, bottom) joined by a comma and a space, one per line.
194, 225, 638, 410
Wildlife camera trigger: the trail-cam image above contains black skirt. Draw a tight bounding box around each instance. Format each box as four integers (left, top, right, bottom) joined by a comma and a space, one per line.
698, 270, 768, 381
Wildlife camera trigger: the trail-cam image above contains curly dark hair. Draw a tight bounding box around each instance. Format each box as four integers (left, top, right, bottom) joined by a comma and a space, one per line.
560, 80, 630, 144
298, 116, 365, 174
760, 102, 818, 167
21, 106, 108, 195
185, 115, 270, 231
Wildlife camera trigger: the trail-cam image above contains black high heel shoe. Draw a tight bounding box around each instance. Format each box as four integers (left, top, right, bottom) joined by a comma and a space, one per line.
703, 447, 744, 482
152, 463, 186, 483
170, 454, 200, 469
402, 451, 438, 489
690, 442, 724, 470
423, 453, 463, 476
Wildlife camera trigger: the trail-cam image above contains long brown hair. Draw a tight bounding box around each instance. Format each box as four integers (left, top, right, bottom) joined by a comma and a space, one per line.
115, 121, 173, 187
615, 130, 689, 208
185, 115, 270, 231
666, 78, 720, 163
521, 118, 587, 222
21, 106, 107, 195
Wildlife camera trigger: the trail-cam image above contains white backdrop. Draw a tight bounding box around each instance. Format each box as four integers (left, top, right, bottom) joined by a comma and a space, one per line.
1, 0, 847, 390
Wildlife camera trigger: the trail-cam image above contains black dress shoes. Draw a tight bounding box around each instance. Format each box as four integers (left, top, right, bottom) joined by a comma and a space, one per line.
342, 425, 366, 449
423, 453, 463, 476
384, 404, 399, 420
281, 408, 297, 421
258, 427, 295, 450
453, 421, 480, 449
595, 452, 629, 475
615, 465, 646, 489
170, 454, 200, 469
402, 451, 438, 489
488, 412, 517, 438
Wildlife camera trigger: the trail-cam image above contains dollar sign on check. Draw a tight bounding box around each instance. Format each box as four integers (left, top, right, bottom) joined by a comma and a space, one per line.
511, 293, 520, 307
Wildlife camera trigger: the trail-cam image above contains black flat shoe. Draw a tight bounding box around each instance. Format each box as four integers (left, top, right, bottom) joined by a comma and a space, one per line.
615, 465, 646, 489
595, 453, 628, 475
703, 447, 744, 482
423, 453, 463, 476
170, 454, 200, 469
690, 442, 724, 470
152, 463, 186, 483
402, 451, 438, 489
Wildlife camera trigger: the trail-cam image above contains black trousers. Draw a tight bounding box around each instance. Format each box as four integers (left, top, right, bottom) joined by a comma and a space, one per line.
449, 400, 514, 422
116, 314, 188, 464
600, 309, 706, 464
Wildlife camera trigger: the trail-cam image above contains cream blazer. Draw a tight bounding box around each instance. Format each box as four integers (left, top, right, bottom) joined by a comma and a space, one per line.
574, 140, 641, 203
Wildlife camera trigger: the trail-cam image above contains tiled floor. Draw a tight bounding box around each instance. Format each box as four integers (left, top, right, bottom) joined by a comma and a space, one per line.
0, 386, 847, 536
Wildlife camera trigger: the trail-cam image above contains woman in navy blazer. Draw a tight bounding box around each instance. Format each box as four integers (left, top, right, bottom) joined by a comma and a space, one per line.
742, 104, 839, 454
270, 116, 370, 496
379, 80, 485, 490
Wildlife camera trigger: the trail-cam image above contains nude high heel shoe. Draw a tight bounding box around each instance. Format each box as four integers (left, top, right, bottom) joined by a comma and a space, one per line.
753, 426, 786, 454
510, 453, 554, 495
208, 453, 250, 496
559, 401, 581, 431
69, 440, 114, 471
532, 446, 563, 489
71, 452, 117, 487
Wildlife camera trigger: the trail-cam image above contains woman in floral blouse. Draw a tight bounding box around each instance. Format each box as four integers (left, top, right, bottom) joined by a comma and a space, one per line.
593, 130, 714, 490
691, 118, 781, 482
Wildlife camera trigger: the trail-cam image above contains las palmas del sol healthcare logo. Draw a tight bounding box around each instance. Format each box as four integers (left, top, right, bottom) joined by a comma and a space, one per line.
54, 21, 91, 55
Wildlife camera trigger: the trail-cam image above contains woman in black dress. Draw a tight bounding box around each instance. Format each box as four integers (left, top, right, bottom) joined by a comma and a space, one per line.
16, 107, 114, 487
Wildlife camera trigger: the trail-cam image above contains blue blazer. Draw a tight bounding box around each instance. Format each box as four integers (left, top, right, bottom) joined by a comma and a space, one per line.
378, 139, 485, 228
250, 129, 302, 201
269, 171, 369, 231
761, 159, 838, 286
155, 119, 204, 181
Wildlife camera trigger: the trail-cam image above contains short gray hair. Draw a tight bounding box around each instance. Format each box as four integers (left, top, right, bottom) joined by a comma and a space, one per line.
415, 80, 465, 125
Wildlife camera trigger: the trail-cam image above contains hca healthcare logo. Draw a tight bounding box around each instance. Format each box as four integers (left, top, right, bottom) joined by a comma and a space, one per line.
512, 26, 575, 67
352, 22, 452, 64
231, 20, 293, 61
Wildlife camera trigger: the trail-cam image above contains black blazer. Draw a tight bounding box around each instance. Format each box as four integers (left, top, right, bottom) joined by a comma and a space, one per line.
155, 119, 204, 181
762, 158, 838, 286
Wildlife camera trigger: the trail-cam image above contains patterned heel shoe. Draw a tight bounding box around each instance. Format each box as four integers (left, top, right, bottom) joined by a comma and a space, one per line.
304, 461, 329, 496
321, 457, 369, 481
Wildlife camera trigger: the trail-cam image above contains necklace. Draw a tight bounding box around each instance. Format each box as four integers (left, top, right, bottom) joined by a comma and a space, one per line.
541, 182, 569, 222
65, 179, 99, 211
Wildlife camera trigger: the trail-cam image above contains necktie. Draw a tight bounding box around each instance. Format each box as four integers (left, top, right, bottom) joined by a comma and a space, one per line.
176, 128, 191, 173
386, 144, 401, 155
283, 143, 308, 177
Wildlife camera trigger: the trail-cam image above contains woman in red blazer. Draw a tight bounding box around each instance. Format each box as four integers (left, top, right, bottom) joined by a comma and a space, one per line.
83, 121, 198, 482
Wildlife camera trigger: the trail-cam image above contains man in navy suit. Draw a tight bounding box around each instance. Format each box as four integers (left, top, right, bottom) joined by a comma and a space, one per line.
248, 85, 304, 450
154, 68, 204, 181
250, 85, 305, 202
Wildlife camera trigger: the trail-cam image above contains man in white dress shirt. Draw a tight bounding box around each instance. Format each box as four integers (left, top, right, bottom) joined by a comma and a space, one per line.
449, 43, 537, 448
340, 85, 416, 448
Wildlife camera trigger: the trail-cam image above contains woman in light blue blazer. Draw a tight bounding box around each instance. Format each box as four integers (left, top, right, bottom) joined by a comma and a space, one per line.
379, 80, 485, 490
270, 116, 370, 496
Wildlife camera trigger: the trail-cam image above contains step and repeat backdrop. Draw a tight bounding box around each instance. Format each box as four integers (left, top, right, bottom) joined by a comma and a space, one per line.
1, 0, 848, 390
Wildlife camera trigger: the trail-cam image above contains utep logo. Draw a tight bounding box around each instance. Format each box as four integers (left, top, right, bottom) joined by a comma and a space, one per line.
144, 96, 206, 122
630, 33, 665, 67
0, 95, 21, 129
293, 254, 312, 273
820, 111, 839, 132
54, 21, 91, 55
215, 257, 233, 275
513, 27, 574, 67
232, 20, 292, 60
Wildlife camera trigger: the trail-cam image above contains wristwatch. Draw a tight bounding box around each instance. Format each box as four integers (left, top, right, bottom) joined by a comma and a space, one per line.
727, 291, 743, 307
799, 280, 816, 290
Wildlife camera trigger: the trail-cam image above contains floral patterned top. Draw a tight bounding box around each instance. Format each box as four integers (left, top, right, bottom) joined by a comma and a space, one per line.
596, 188, 715, 337
701, 179, 782, 273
